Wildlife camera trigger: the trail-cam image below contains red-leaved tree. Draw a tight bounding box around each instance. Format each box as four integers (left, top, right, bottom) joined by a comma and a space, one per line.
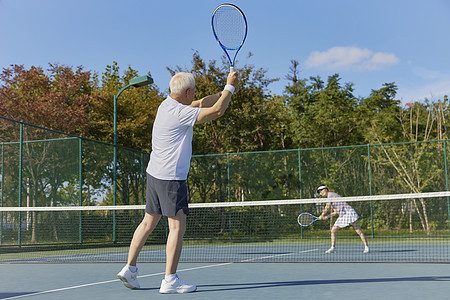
0, 63, 93, 135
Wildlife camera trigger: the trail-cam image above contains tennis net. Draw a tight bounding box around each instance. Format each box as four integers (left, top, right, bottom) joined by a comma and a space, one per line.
1, 192, 449, 263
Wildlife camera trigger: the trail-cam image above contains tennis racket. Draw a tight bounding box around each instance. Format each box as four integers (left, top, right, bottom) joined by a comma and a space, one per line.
297, 212, 319, 227
211, 3, 248, 72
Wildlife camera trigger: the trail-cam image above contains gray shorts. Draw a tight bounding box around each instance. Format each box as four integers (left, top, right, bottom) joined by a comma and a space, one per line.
145, 173, 189, 216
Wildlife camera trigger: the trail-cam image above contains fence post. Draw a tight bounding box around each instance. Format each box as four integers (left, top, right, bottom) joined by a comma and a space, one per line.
367, 144, 374, 238
141, 151, 145, 206
227, 153, 232, 239
113, 145, 117, 243
18, 122, 23, 246
298, 149, 302, 198
444, 139, 450, 230
79, 138, 83, 244
1, 143, 4, 245
298, 149, 304, 238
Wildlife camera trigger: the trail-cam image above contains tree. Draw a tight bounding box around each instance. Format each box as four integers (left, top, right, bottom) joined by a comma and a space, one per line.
0, 64, 95, 242
363, 89, 449, 234
285, 70, 361, 148
168, 51, 281, 154
87, 62, 163, 152
358, 82, 402, 143
0, 64, 93, 136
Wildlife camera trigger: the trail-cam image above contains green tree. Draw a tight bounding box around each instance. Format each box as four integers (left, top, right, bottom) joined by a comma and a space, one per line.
285, 70, 361, 148
358, 82, 402, 143
87, 62, 163, 152
168, 51, 281, 154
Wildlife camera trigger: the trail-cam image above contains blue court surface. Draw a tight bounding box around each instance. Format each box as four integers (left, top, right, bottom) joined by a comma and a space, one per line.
2, 242, 449, 263
1, 262, 449, 300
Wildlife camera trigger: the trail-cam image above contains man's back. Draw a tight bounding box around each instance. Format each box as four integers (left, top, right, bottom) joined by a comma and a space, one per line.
147, 96, 200, 180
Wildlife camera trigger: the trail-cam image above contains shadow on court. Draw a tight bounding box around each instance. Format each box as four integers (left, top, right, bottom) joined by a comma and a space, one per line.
0, 293, 38, 299
194, 276, 450, 292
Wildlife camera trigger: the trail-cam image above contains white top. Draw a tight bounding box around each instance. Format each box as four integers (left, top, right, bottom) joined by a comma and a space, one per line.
328, 192, 356, 215
146, 96, 201, 180
328, 191, 359, 227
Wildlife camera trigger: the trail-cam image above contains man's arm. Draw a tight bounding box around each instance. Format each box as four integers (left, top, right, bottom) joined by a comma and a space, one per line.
195, 72, 238, 124
191, 93, 221, 108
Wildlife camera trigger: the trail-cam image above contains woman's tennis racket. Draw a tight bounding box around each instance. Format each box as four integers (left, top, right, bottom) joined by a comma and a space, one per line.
211, 3, 248, 72
297, 212, 319, 227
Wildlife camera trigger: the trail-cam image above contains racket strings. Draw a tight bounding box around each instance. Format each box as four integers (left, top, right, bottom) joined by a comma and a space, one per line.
213, 7, 246, 49
299, 214, 313, 225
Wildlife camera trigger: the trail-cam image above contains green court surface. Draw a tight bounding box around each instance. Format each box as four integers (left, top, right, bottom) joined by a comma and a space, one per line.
0, 262, 449, 299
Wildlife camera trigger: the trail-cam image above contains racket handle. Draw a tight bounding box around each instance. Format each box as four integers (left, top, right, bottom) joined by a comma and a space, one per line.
230, 66, 235, 73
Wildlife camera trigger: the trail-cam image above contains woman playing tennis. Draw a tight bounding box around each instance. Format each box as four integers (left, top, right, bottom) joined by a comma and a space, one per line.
316, 185, 369, 254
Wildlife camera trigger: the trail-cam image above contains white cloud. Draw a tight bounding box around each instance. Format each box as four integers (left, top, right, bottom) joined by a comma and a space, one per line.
305, 47, 399, 71
397, 77, 450, 103
411, 65, 441, 80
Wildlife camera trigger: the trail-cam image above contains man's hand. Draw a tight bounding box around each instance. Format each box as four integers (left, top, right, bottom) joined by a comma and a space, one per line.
227, 71, 239, 93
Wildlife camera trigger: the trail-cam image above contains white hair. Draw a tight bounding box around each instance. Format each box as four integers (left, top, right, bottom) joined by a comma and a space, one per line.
169, 72, 195, 95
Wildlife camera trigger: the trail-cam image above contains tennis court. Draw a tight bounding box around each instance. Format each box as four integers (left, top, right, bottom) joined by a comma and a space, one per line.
1, 107, 450, 299
1, 262, 449, 299
1, 240, 449, 263
1, 201, 449, 298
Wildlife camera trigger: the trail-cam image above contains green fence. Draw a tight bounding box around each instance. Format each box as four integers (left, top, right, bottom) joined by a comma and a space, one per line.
1, 115, 449, 247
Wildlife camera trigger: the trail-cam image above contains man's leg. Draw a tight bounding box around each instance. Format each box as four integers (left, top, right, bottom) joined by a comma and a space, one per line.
128, 212, 161, 266
165, 209, 186, 275
118, 212, 161, 289
159, 209, 196, 293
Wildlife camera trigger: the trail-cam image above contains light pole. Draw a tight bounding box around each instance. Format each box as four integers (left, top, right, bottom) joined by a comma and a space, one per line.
113, 75, 154, 146
112, 75, 153, 242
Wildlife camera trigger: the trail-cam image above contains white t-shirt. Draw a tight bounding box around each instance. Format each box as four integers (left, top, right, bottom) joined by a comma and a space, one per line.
146, 96, 201, 180
328, 191, 359, 227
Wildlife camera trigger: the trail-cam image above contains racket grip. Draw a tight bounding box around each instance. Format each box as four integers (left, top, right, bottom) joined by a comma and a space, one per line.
230, 66, 235, 73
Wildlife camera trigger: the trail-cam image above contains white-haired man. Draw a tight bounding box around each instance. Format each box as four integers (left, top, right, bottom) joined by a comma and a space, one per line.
118, 71, 239, 293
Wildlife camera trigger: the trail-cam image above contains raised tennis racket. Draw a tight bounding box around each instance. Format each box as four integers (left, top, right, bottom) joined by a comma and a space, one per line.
297, 212, 319, 227
211, 3, 248, 72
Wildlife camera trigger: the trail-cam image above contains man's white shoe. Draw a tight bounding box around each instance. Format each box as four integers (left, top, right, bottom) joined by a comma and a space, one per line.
325, 247, 336, 254
363, 247, 370, 254
117, 265, 140, 289
159, 274, 197, 294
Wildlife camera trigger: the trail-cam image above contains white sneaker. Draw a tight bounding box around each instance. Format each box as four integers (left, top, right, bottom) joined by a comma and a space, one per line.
117, 265, 140, 289
159, 274, 197, 294
363, 247, 370, 254
325, 247, 336, 254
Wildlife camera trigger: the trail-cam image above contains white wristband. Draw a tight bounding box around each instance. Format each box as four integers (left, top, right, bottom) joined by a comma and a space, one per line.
224, 84, 235, 95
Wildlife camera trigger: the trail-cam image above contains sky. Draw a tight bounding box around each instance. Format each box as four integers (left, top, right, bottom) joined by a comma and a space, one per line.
1, 0, 450, 103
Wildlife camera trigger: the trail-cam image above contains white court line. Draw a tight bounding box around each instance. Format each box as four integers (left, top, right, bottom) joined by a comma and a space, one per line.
241, 248, 319, 262
3, 249, 319, 299
2, 262, 233, 300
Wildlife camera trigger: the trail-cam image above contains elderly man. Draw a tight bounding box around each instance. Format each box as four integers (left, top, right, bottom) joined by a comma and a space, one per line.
117, 71, 238, 293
